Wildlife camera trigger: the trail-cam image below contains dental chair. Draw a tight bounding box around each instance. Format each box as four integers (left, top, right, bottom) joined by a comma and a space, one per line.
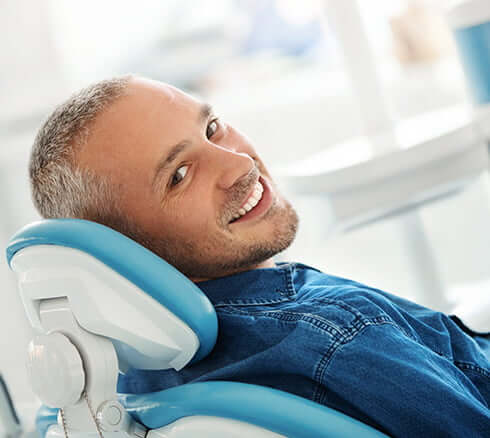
6, 219, 388, 438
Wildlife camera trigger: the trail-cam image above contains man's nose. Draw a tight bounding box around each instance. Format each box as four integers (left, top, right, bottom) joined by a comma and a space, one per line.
207, 144, 255, 190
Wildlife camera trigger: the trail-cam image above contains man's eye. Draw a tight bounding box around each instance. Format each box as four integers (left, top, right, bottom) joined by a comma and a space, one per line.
170, 165, 188, 187
206, 118, 219, 139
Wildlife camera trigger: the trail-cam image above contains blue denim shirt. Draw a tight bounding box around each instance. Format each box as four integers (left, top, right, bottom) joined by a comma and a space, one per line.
118, 262, 490, 437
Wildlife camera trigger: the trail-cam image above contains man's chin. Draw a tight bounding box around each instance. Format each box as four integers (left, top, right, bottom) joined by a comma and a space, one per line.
180, 244, 286, 281
138, 198, 299, 281
187, 203, 299, 280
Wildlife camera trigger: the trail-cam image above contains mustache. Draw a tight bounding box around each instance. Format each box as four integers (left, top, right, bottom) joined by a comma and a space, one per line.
222, 166, 260, 224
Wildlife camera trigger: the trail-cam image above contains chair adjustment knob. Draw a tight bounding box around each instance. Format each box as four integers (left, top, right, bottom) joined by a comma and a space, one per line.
97, 400, 148, 436
96, 400, 126, 431
26, 332, 85, 408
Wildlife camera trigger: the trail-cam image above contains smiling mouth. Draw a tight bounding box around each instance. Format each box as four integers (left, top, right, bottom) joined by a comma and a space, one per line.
229, 176, 273, 225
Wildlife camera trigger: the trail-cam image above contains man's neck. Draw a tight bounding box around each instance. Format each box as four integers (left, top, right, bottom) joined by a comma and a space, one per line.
191, 258, 276, 283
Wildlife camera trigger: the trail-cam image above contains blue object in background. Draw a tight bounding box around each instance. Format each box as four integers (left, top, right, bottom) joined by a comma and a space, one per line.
238, 0, 328, 58
454, 21, 490, 105
447, 0, 490, 106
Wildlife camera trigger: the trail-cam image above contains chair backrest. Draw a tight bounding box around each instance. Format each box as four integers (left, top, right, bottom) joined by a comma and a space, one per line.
6, 218, 218, 371
7, 219, 390, 438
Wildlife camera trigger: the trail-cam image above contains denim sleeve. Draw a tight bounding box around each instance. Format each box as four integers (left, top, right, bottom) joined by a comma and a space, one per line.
317, 323, 490, 438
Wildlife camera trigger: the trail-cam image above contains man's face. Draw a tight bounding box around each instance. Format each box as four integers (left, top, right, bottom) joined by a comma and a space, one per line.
79, 77, 298, 280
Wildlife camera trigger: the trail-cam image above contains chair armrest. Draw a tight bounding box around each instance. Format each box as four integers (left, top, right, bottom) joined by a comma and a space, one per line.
36, 382, 388, 438
121, 382, 388, 438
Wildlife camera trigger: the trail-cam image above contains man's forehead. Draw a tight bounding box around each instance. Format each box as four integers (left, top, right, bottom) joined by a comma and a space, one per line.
91, 78, 198, 144
80, 79, 194, 165
128, 77, 197, 109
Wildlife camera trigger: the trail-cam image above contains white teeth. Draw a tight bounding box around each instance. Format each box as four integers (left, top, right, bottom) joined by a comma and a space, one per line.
248, 196, 259, 207
231, 181, 265, 222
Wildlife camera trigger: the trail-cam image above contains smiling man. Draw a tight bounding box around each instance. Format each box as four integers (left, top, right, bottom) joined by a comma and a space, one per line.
36, 76, 298, 281
29, 75, 489, 437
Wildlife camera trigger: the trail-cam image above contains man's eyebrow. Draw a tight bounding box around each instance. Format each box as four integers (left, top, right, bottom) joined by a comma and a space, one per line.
199, 103, 213, 123
151, 103, 213, 192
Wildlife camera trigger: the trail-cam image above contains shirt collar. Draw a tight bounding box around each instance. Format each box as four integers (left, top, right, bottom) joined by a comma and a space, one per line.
195, 262, 297, 307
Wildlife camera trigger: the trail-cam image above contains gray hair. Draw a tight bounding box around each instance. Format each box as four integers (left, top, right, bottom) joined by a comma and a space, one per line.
29, 75, 133, 225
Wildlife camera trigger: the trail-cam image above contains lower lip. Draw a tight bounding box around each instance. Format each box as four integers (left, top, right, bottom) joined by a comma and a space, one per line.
231, 176, 273, 224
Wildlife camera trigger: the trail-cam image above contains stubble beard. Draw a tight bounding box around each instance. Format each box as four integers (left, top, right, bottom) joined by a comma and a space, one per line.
151, 197, 299, 280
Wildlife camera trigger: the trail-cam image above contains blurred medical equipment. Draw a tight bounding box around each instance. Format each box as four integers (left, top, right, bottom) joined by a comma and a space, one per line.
447, 0, 490, 105
447, 0, 490, 132
444, 0, 490, 330
0, 374, 21, 438
274, 0, 490, 313
6, 219, 389, 438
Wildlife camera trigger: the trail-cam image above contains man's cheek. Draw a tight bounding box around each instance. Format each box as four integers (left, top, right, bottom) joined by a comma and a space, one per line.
176, 206, 211, 230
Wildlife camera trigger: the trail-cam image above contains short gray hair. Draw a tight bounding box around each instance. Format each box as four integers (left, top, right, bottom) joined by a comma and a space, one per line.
30, 75, 132, 225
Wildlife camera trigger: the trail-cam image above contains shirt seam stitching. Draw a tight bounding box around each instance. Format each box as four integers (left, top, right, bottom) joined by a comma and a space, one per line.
216, 306, 347, 337
214, 297, 292, 307
281, 264, 296, 297
312, 319, 403, 404
454, 360, 490, 379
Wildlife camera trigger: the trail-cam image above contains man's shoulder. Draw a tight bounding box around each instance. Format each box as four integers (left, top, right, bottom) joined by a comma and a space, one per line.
288, 261, 426, 330
206, 260, 429, 338
287, 261, 389, 300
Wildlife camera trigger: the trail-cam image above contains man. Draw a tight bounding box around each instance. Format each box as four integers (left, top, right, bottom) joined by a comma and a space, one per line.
30, 75, 489, 437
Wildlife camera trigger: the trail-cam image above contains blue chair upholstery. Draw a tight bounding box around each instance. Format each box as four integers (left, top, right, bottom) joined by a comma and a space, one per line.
8, 219, 388, 438
36, 382, 387, 438
7, 219, 217, 364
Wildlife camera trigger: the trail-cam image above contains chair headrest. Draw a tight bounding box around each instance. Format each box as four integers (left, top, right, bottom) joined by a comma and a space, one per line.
6, 219, 218, 370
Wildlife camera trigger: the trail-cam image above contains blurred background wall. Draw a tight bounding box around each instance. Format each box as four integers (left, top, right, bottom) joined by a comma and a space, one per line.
1, 0, 489, 425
